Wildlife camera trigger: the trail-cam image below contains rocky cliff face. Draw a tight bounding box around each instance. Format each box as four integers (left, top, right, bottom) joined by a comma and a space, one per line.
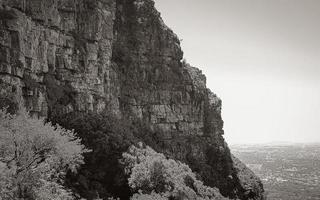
0, 0, 264, 199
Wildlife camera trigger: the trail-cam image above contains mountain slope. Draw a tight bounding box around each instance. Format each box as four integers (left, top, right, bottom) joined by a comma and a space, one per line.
0, 0, 264, 199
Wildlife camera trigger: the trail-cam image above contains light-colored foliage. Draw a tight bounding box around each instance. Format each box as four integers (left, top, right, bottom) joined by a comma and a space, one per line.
122, 143, 229, 200
0, 108, 88, 199
130, 191, 168, 200
32, 179, 74, 200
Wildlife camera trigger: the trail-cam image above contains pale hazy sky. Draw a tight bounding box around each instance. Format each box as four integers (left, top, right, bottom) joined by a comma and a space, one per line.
155, 0, 320, 144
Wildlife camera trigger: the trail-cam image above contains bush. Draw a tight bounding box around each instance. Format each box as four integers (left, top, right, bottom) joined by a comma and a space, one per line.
50, 112, 139, 199
0, 108, 88, 199
122, 143, 229, 200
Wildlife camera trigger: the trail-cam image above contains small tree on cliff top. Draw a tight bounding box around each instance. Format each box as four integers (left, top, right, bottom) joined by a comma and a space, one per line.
0, 108, 89, 199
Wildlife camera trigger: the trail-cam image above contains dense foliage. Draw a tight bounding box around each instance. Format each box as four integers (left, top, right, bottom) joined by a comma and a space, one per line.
51, 112, 197, 200
122, 143, 228, 200
51, 111, 235, 200
0, 109, 88, 199
50, 112, 141, 199
0, 103, 234, 200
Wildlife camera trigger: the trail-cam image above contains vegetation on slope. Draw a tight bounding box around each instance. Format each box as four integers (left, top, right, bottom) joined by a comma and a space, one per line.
0, 97, 227, 200
50, 111, 164, 199
122, 143, 228, 200
0, 108, 88, 199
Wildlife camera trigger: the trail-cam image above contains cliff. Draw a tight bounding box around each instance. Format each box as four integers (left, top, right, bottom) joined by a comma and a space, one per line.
0, 0, 264, 199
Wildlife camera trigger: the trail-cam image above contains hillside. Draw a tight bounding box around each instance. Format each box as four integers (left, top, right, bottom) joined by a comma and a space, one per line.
0, 0, 264, 199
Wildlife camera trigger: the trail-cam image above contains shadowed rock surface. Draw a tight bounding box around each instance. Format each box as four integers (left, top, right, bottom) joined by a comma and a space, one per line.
0, 0, 264, 199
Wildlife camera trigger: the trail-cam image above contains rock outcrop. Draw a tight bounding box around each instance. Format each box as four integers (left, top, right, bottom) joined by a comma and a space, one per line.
0, 0, 264, 199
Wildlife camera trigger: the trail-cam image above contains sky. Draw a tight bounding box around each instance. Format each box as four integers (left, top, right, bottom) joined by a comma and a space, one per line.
155, 0, 320, 144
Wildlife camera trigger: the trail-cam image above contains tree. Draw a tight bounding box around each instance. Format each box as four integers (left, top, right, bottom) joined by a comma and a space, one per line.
0, 108, 88, 199
51, 111, 172, 199
122, 143, 229, 200
50, 111, 137, 199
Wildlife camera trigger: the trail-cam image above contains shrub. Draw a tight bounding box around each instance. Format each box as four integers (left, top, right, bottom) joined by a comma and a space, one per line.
122, 143, 229, 200
50, 112, 138, 199
0, 108, 88, 199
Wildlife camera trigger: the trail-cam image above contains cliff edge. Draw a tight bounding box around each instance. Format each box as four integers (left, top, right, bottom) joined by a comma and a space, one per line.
0, 0, 264, 199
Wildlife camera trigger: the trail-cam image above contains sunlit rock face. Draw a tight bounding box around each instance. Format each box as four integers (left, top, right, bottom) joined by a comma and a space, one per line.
0, 0, 264, 199
0, 0, 119, 117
